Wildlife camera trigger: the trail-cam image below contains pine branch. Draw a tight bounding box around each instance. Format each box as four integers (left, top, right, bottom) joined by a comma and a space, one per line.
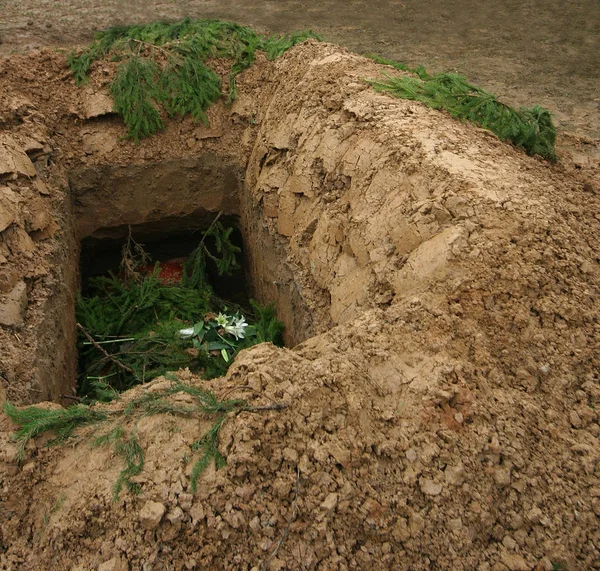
5, 380, 287, 499
367, 69, 556, 161
111, 56, 163, 142
68, 18, 320, 141
113, 432, 144, 500
4, 402, 106, 460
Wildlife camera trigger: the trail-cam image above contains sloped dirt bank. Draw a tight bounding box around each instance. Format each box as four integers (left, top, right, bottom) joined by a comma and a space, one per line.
0, 42, 599, 569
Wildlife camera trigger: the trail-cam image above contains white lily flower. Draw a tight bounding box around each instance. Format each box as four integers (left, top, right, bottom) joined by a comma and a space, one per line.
179, 327, 195, 338
216, 312, 230, 327
223, 315, 248, 340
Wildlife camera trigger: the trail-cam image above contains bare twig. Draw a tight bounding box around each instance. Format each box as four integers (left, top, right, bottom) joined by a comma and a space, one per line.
198, 210, 224, 249
128, 37, 182, 59
76, 323, 137, 377
120, 225, 151, 281
262, 466, 300, 570
130, 38, 168, 58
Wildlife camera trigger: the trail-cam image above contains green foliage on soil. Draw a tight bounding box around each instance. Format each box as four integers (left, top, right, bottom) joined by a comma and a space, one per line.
68, 18, 320, 141
4, 402, 106, 460
190, 415, 227, 492
76, 222, 284, 400
68, 17, 555, 159
4, 379, 283, 500
367, 55, 557, 161
113, 432, 145, 499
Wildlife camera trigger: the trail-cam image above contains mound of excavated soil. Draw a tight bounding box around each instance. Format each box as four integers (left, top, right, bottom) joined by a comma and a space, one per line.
0, 42, 599, 570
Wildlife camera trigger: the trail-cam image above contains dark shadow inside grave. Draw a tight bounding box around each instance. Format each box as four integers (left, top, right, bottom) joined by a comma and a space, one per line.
79, 214, 249, 306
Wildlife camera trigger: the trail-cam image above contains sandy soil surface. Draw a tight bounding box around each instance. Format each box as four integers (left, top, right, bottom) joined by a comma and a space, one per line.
1, 0, 599, 145
0, 4, 599, 571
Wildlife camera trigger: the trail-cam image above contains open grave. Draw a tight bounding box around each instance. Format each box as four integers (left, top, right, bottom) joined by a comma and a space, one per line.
0, 21, 598, 570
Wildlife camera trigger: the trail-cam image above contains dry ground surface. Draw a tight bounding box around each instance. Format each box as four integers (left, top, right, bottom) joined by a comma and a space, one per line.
1, 0, 599, 139
0, 2, 599, 571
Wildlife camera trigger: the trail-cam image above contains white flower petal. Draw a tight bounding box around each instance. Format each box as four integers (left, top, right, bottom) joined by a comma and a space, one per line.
224, 322, 247, 340
179, 327, 195, 338
216, 313, 230, 327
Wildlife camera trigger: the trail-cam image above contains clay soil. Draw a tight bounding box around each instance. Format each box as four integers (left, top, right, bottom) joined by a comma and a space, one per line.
0, 3, 599, 571
1, 0, 599, 166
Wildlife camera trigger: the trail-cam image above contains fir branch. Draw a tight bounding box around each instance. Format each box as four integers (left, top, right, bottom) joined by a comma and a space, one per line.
111, 56, 163, 142
190, 415, 227, 492
5, 381, 286, 499
158, 57, 221, 123
367, 69, 556, 161
4, 402, 106, 460
113, 432, 144, 500
68, 18, 320, 141
250, 300, 285, 345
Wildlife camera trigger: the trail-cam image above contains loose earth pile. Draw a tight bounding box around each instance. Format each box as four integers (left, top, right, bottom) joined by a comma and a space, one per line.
0, 21, 599, 571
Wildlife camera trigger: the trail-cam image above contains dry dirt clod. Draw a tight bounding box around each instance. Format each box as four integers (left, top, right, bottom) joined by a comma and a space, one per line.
166, 507, 184, 524
0, 134, 37, 179
4, 225, 35, 255
98, 557, 129, 571
447, 517, 462, 533
0, 266, 20, 294
500, 551, 531, 571
139, 500, 166, 530
0, 189, 18, 232
569, 410, 583, 428
0, 280, 27, 326
79, 89, 114, 119
419, 477, 443, 496
320, 492, 338, 511
494, 467, 512, 487
444, 464, 466, 486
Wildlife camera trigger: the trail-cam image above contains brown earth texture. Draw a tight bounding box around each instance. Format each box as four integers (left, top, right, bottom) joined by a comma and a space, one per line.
1, 4, 600, 571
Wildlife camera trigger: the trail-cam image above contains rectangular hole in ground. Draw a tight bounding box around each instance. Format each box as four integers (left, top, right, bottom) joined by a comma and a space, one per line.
25, 157, 320, 405
76, 214, 285, 400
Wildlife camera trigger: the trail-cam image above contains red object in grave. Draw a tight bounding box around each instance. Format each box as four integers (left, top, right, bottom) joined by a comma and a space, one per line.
139, 258, 185, 285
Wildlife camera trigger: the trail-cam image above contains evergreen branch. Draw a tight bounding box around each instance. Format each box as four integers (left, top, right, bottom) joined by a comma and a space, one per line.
367, 68, 556, 161
190, 415, 227, 492
111, 56, 163, 142
113, 432, 144, 500
4, 402, 106, 460
68, 18, 320, 141
5, 380, 286, 499
158, 57, 221, 123
93, 425, 125, 447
